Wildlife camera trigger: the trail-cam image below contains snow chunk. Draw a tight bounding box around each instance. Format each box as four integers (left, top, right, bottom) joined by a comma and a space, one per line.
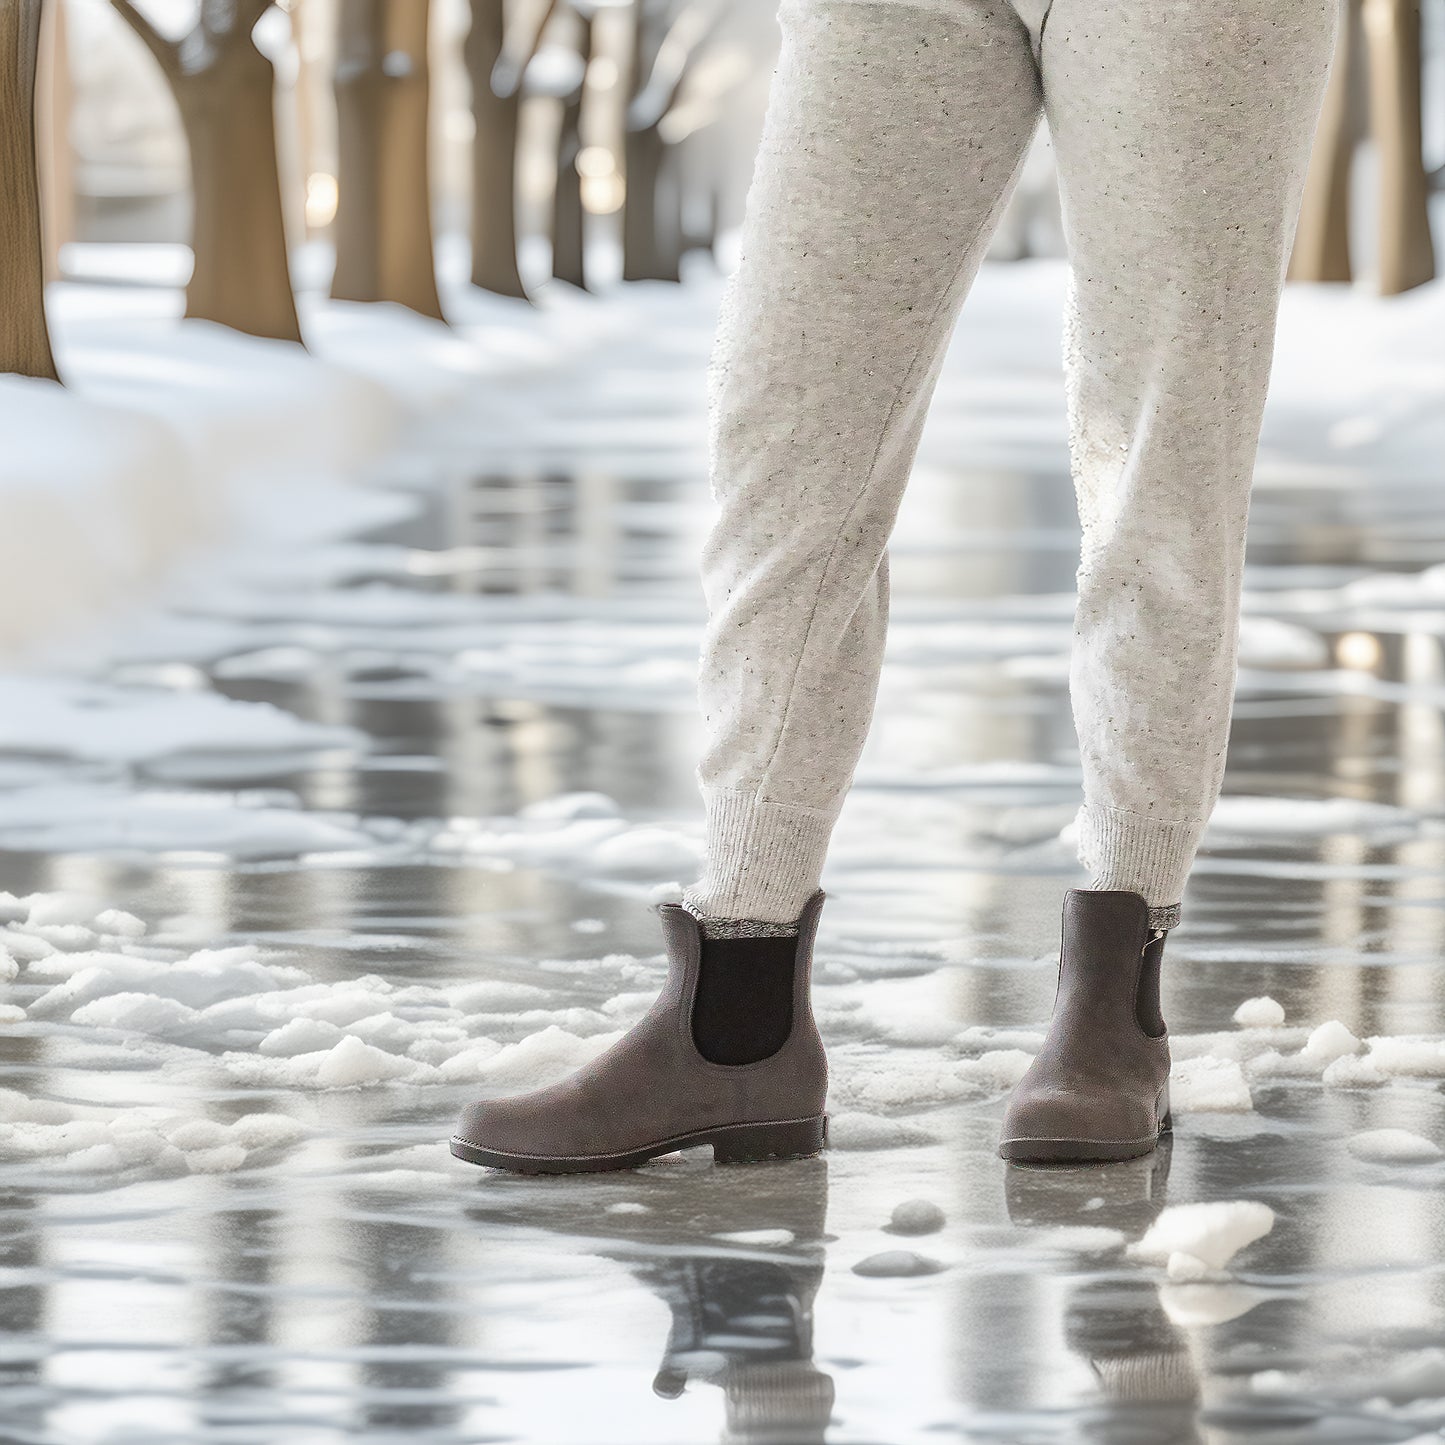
0, 1004, 25, 1024
852, 1250, 947, 1278
1347, 1129, 1443, 1164
1129, 1201, 1274, 1274
315, 1036, 418, 1088
1234, 997, 1285, 1029
1171, 1056, 1254, 1113
1301, 1020, 1361, 1066
885, 1200, 946, 1236
826, 1112, 937, 1151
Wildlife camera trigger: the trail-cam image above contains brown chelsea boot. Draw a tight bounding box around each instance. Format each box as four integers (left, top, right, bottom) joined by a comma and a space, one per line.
1000, 888, 1172, 1163
451, 890, 830, 1174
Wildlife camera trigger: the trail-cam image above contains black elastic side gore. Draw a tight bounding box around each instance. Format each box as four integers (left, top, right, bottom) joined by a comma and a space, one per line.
691, 934, 797, 1066
1135, 933, 1167, 1038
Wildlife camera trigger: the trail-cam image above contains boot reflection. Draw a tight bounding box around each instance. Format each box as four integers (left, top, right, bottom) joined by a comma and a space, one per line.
1004, 1137, 1204, 1437
465, 1155, 834, 1443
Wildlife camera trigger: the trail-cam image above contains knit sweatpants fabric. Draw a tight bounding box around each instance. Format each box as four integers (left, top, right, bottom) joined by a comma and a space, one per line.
684, 0, 1339, 924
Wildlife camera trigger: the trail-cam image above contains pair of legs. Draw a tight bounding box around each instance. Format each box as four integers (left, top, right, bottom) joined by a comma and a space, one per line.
450, 0, 1338, 1174
683, 0, 1338, 933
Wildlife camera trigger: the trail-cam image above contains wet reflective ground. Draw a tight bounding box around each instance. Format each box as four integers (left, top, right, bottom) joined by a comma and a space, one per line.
3, 270, 1445, 1443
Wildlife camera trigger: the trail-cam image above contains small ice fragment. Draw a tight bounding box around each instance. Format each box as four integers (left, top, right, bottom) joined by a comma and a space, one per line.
605, 1201, 650, 1215
1347, 1128, 1443, 1164
885, 1199, 946, 1236
852, 1250, 947, 1278
314, 1036, 416, 1087
1129, 1201, 1274, 1272
93, 909, 147, 939
1301, 1020, 1361, 1065
25, 893, 102, 929
825, 1112, 936, 1150
1233, 997, 1285, 1028
1166, 1252, 1212, 1281
717, 1228, 793, 1246
260, 1018, 346, 1057
1170, 1056, 1254, 1112
1081, 1197, 1105, 1211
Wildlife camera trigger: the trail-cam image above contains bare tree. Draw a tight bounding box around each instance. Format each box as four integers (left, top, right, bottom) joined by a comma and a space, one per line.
331, 0, 443, 318
466, 0, 556, 298
112, 0, 302, 342
1362, 0, 1434, 294
1290, 0, 1434, 294
550, 7, 590, 289
1, 0, 59, 379
1290, 0, 1359, 284
622, 0, 720, 282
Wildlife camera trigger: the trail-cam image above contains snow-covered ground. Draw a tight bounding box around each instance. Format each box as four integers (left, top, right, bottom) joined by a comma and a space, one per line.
2, 256, 1445, 1444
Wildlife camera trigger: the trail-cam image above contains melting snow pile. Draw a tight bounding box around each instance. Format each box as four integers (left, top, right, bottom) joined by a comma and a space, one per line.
1128, 1201, 1275, 1281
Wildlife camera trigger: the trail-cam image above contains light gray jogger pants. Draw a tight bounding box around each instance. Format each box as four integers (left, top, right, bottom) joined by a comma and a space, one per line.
684, 0, 1339, 924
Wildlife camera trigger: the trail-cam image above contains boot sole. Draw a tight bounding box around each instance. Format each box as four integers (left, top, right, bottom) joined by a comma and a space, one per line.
450, 1114, 828, 1175
999, 1112, 1172, 1164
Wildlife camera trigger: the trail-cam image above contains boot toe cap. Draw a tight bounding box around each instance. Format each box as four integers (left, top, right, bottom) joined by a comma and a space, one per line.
1001, 1083, 1159, 1155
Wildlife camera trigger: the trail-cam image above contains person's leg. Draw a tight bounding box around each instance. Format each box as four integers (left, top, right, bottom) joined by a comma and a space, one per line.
1047, 0, 1339, 923
453, 0, 1045, 1174
1001, 0, 1337, 1163
683, 0, 1044, 931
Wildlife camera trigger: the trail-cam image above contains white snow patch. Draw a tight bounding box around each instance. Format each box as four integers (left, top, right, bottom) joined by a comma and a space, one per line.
1170, 1056, 1254, 1113
1129, 1201, 1274, 1275
1347, 1129, 1443, 1164
1234, 996, 1286, 1029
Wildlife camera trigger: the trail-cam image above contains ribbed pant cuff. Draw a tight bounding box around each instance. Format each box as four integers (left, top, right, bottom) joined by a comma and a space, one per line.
684, 787, 837, 925
1075, 802, 1203, 912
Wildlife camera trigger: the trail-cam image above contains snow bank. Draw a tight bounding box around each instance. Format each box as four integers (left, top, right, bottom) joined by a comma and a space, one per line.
1128, 1201, 1275, 1279
5, 251, 499, 654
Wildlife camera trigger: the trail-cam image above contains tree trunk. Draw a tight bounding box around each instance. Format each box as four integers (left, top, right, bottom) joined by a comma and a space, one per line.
36, 0, 71, 284
0, 0, 59, 380
650, 130, 683, 282
1289, 0, 1358, 283
332, 0, 443, 318
551, 14, 589, 289
113, 0, 301, 344
621, 1, 666, 282
1362, 0, 1434, 294
466, 0, 528, 298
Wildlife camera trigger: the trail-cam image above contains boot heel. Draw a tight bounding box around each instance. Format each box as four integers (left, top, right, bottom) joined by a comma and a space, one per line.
711, 1115, 827, 1165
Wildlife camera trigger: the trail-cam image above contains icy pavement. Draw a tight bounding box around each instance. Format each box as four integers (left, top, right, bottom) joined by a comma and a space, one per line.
3, 266, 1445, 1444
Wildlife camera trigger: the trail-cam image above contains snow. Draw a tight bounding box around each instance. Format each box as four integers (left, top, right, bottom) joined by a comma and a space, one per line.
1129, 1202, 1275, 1277
1347, 1129, 1443, 1164
852, 1251, 948, 1279
885, 1200, 947, 1236
1233, 996, 1287, 1028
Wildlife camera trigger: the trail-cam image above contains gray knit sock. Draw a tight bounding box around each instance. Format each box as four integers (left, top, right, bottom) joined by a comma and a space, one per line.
681, 896, 800, 940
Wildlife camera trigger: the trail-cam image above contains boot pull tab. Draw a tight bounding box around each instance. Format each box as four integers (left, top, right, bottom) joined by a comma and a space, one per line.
1141, 928, 1166, 955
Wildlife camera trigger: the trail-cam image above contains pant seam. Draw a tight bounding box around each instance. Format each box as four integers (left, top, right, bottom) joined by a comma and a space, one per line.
1088, 801, 1204, 830
705, 786, 835, 819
